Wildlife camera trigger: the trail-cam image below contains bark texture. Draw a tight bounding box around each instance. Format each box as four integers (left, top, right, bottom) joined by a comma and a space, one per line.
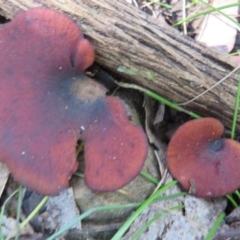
0, 0, 239, 130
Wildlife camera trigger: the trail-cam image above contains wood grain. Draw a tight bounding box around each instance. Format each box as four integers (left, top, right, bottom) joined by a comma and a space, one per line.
0, 0, 239, 130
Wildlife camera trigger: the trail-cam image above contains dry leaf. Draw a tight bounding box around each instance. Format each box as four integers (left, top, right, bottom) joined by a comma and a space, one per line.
196, 0, 239, 54
0, 163, 9, 197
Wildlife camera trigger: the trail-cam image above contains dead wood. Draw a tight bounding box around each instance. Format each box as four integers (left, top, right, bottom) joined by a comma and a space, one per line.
0, 0, 239, 131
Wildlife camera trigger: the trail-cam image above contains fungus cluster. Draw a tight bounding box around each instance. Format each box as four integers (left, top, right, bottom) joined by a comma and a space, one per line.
167, 117, 240, 197
0, 8, 147, 195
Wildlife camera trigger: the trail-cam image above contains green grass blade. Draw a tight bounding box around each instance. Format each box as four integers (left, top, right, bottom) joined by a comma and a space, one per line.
235, 190, 240, 201
115, 82, 201, 119
74, 172, 84, 178
198, 0, 240, 28
140, 171, 159, 185
157, 192, 187, 201
173, 3, 240, 27
47, 182, 179, 240
205, 212, 225, 240
231, 76, 240, 139
6, 196, 49, 240
148, 0, 172, 9
228, 51, 240, 57
226, 195, 238, 208
0, 189, 19, 240
46, 203, 152, 240
132, 204, 184, 240
111, 180, 177, 240
15, 187, 23, 240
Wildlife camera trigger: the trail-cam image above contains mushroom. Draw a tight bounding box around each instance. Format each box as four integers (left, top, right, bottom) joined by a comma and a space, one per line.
0, 8, 148, 195
166, 117, 240, 197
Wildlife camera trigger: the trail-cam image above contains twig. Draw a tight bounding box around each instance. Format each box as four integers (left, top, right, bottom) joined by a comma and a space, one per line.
179, 64, 240, 105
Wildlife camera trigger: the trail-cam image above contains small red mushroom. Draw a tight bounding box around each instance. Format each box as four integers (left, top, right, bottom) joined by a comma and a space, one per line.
0, 8, 147, 195
166, 117, 240, 197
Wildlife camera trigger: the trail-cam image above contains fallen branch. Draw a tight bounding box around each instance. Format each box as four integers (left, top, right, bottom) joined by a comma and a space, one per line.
0, 0, 239, 130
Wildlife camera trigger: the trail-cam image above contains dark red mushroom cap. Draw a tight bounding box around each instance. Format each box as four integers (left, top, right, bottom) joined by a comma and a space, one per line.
0, 8, 147, 195
166, 117, 240, 197
84, 96, 148, 191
